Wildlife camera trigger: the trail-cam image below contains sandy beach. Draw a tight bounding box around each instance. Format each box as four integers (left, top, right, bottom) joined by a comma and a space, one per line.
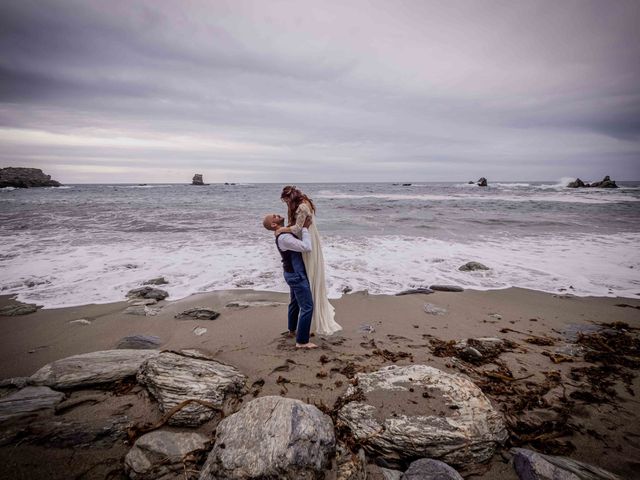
1, 287, 639, 479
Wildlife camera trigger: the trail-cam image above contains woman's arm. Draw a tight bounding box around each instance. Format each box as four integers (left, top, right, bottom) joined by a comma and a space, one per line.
276, 203, 312, 237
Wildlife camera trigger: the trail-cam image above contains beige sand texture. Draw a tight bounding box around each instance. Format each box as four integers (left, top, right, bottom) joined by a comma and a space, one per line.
1, 288, 639, 479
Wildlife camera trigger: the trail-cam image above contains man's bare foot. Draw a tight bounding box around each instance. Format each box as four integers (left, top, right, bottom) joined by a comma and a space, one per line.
282, 330, 296, 338
296, 342, 318, 349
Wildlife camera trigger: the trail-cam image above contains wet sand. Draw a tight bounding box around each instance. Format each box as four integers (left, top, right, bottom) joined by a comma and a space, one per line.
1, 288, 639, 479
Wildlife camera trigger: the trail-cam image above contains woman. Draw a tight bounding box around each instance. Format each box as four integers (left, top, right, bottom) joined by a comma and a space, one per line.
278, 185, 342, 336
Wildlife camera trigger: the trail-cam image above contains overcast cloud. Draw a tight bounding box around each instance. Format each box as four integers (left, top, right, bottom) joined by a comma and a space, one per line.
1, 0, 639, 183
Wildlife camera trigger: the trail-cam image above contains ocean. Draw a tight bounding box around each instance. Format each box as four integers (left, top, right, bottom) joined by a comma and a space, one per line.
1, 180, 639, 308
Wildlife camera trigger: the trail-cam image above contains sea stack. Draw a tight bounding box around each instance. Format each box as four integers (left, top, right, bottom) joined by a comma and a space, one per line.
566, 175, 618, 188
192, 174, 204, 185
0, 167, 62, 188
477, 177, 488, 187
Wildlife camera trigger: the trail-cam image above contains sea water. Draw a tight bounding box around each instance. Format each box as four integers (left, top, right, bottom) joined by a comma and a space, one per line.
1, 181, 639, 308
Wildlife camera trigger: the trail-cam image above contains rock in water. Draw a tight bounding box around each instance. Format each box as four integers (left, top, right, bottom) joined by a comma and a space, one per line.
0, 386, 65, 423
30, 350, 160, 389
0, 302, 42, 316
396, 288, 434, 296
192, 173, 204, 185
126, 287, 169, 301
143, 277, 168, 286
566, 178, 586, 188
429, 285, 464, 292
137, 351, 246, 427
477, 177, 488, 187
199, 396, 335, 479
337, 365, 507, 468
124, 430, 210, 480
458, 261, 489, 272
511, 448, 621, 480
0, 167, 62, 188
402, 458, 463, 480
589, 175, 618, 188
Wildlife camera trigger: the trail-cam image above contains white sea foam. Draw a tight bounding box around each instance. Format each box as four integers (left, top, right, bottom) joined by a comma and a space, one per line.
1, 231, 638, 308
0, 187, 16, 191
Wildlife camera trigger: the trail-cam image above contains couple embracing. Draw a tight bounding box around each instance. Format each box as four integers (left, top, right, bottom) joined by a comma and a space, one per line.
263, 186, 342, 349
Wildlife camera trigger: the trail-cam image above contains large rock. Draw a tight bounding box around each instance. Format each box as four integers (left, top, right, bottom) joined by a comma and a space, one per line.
589, 175, 618, 189
0, 386, 65, 423
0, 167, 62, 188
137, 351, 246, 427
175, 308, 220, 320
199, 396, 335, 479
511, 448, 620, 480
192, 174, 204, 185
402, 458, 463, 480
338, 365, 507, 468
476, 177, 488, 187
30, 350, 160, 389
124, 430, 210, 480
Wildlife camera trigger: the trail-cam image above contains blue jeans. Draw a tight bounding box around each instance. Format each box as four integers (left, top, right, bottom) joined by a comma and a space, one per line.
284, 271, 314, 344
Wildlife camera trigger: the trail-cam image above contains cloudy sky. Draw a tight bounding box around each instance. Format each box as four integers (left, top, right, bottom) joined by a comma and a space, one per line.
1, 0, 639, 183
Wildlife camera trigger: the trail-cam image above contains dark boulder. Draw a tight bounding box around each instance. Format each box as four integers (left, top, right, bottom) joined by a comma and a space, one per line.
143, 277, 168, 286
589, 175, 618, 188
175, 307, 220, 320
566, 178, 586, 188
429, 285, 464, 292
192, 174, 204, 185
0, 167, 62, 188
477, 177, 487, 187
116, 335, 161, 349
402, 458, 463, 480
396, 288, 434, 296
126, 287, 169, 301
458, 261, 489, 272
0, 301, 42, 316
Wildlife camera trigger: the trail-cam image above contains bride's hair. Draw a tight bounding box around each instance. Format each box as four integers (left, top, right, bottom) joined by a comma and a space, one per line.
281, 185, 316, 226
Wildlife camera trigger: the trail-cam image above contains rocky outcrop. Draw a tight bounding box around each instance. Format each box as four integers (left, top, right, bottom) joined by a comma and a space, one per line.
116, 335, 161, 349
337, 365, 507, 468
477, 177, 488, 187
30, 349, 160, 389
199, 396, 335, 479
0, 386, 65, 423
0, 301, 42, 316
192, 174, 204, 185
458, 261, 489, 271
124, 430, 210, 480
566, 176, 618, 189
0, 167, 61, 188
511, 448, 620, 480
136, 351, 246, 427
402, 458, 463, 480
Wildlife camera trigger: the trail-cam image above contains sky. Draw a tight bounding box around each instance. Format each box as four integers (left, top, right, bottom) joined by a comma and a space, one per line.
1, 0, 639, 183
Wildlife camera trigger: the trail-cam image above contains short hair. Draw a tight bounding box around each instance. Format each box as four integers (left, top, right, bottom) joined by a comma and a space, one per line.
262, 214, 274, 230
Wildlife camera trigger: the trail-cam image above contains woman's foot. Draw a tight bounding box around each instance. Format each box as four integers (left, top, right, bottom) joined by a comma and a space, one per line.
296, 342, 318, 349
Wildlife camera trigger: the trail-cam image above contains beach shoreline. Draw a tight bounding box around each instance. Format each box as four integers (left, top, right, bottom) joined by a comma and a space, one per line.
1, 287, 639, 478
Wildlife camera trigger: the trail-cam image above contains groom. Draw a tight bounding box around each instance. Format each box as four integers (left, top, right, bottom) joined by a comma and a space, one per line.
263, 213, 318, 349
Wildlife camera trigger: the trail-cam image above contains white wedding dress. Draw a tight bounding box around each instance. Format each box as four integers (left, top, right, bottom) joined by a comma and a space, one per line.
293, 203, 342, 336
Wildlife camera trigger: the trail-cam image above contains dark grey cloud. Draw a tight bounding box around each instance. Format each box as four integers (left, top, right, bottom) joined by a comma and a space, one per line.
1, 0, 639, 182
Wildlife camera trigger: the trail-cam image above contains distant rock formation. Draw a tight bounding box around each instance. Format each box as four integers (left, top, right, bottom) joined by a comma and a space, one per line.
476, 177, 488, 187
192, 174, 204, 185
0, 167, 61, 188
567, 175, 618, 189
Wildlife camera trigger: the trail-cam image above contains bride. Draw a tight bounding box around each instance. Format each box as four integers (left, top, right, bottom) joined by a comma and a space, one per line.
278, 185, 342, 336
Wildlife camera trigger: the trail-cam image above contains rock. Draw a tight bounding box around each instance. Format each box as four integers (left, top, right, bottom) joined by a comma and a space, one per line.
69, 318, 91, 325
457, 346, 483, 363
511, 448, 621, 480
143, 276, 168, 286
175, 307, 220, 320
396, 288, 434, 296
0, 386, 64, 422
193, 326, 207, 336
30, 349, 160, 389
454, 338, 506, 364
0, 302, 42, 316
126, 286, 169, 301
342, 286, 353, 294
458, 262, 489, 272
124, 430, 210, 480
468, 181, 474, 184
477, 177, 488, 187
589, 175, 618, 189
402, 458, 463, 480
124, 305, 160, 316
116, 335, 161, 349
225, 301, 286, 309
137, 351, 246, 427
379, 467, 404, 480
423, 304, 447, 315
359, 324, 376, 334
429, 285, 464, 292
0, 167, 62, 188
199, 396, 335, 479
336, 443, 367, 480
0, 377, 30, 389
129, 298, 158, 306
566, 178, 586, 188
489, 313, 502, 320
192, 173, 204, 185
337, 365, 507, 468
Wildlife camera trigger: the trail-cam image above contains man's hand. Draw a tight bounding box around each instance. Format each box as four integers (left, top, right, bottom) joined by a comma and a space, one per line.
303, 217, 313, 228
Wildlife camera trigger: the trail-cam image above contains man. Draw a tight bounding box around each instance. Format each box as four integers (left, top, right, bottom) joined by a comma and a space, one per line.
263, 213, 318, 349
